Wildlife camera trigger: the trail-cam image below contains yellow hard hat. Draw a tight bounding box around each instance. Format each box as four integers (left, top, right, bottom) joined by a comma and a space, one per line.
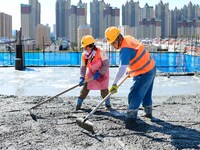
81, 35, 95, 47
105, 26, 120, 44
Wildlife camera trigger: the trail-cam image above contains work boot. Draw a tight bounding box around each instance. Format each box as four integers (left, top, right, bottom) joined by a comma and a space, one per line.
125, 109, 137, 129
105, 98, 111, 110
142, 105, 152, 118
75, 98, 83, 111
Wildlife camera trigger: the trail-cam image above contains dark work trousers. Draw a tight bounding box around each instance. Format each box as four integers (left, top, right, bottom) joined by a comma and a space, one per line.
78, 83, 109, 100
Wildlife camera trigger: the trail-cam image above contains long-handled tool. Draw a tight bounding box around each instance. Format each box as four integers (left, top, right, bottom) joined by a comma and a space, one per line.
76, 75, 129, 134
29, 78, 92, 121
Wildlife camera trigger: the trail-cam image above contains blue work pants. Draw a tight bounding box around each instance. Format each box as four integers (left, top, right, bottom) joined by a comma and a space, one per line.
128, 66, 156, 110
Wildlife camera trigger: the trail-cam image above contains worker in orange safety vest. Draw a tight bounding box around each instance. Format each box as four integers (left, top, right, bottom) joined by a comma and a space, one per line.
105, 26, 156, 129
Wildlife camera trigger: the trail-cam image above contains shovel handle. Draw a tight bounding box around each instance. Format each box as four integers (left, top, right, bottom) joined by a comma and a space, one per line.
30, 78, 93, 110
116, 75, 129, 88
30, 84, 79, 110
84, 75, 129, 120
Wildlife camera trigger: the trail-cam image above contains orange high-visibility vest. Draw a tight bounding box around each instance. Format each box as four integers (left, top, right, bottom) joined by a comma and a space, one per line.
120, 35, 155, 77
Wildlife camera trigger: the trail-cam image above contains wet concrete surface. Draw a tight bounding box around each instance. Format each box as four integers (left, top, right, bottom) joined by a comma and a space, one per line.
1, 67, 200, 98
0, 94, 200, 149
1, 67, 200, 149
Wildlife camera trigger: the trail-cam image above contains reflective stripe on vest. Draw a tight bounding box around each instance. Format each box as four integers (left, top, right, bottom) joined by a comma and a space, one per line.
129, 49, 146, 66
129, 58, 152, 73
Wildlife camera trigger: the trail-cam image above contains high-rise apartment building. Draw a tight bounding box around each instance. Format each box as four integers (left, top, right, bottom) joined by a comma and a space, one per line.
55, 0, 200, 42
139, 18, 161, 39
119, 25, 136, 37
90, 0, 105, 38
29, 0, 41, 38
56, 0, 71, 39
122, 1, 141, 39
141, 3, 155, 20
21, 0, 40, 39
155, 1, 170, 38
35, 24, 51, 49
180, 2, 200, 21
0, 12, 12, 38
56, 0, 87, 45
68, 1, 87, 44
21, 4, 31, 39
177, 20, 200, 38
170, 7, 181, 38
77, 24, 92, 49
170, 2, 200, 37
103, 5, 120, 34
122, 1, 140, 28
90, 0, 120, 39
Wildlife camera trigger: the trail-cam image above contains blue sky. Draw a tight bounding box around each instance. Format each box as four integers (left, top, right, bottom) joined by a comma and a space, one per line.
0, 0, 199, 31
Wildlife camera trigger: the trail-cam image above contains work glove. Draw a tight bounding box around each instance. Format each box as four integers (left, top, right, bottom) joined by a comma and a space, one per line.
79, 77, 85, 86
109, 84, 118, 94
93, 71, 101, 80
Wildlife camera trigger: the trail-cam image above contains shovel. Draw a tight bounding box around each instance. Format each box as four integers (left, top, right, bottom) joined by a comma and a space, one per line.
29, 78, 92, 121
76, 75, 129, 134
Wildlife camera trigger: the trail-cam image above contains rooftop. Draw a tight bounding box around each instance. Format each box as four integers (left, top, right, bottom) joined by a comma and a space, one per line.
0, 67, 200, 103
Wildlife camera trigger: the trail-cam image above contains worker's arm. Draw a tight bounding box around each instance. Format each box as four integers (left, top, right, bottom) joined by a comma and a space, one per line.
80, 54, 87, 77
112, 65, 127, 85
109, 65, 127, 93
113, 47, 136, 84
80, 65, 86, 77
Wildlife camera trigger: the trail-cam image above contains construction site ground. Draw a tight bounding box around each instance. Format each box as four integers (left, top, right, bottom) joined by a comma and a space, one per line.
0, 94, 200, 150
0, 67, 200, 149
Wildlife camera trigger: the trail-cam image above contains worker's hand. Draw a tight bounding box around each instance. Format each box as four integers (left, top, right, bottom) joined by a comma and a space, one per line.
93, 71, 101, 80
79, 77, 85, 86
109, 84, 118, 94
126, 71, 130, 75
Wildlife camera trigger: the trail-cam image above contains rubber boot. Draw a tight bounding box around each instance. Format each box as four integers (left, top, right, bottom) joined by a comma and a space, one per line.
142, 105, 152, 118
125, 109, 137, 129
75, 98, 83, 111
105, 98, 111, 110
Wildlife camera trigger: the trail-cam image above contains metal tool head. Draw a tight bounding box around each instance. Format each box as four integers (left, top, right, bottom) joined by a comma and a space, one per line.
29, 109, 38, 121
76, 118, 95, 134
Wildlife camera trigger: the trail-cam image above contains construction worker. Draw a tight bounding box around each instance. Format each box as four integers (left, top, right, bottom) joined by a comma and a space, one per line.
75, 35, 111, 111
105, 26, 156, 128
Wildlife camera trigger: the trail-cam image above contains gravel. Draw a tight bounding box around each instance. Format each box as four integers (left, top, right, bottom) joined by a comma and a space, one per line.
0, 94, 200, 150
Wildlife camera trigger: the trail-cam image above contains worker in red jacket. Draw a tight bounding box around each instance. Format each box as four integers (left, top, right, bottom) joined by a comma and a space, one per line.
75, 35, 111, 111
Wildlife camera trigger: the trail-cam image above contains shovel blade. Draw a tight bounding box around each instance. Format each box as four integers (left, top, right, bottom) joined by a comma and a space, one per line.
29, 109, 38, 121
76, 118, 95, 134
30, 112, 38, 121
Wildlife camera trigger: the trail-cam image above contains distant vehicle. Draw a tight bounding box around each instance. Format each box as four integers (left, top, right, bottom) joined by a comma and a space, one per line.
6, 45, 14, 51
59, 39, 69, 50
